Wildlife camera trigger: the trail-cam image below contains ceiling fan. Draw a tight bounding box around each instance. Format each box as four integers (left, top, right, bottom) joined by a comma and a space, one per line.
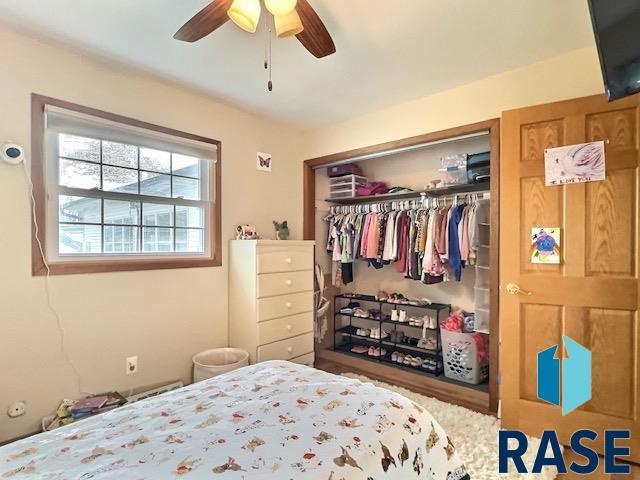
174, 0, 336, 59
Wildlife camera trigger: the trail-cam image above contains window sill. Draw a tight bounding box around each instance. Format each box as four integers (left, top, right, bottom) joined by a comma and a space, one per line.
32, 256, 221, 276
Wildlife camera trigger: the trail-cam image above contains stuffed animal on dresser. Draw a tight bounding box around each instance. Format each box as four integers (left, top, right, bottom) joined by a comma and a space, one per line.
273, 221, 290, 240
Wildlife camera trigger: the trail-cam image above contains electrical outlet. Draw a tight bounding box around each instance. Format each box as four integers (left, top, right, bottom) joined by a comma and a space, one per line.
126, 356, 138, 375
7, 401, 26, 418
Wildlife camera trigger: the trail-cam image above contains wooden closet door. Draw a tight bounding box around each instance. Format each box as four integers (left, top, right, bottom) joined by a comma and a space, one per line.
501, 93, 640, 461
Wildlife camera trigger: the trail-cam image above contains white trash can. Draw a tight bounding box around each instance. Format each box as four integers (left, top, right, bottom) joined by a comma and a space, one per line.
192, 348, 249, 383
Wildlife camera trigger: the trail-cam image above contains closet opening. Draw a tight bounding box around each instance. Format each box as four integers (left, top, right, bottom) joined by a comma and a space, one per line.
304, 119, 500, 414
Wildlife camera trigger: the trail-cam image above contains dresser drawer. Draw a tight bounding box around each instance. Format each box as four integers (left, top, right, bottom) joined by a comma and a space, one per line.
258, 313, 314, 345
257, 332, 314, 362
257, 271, 313, 298
257, 246, 314, 274
290, 352, 315, 367
257, 292, 314, 322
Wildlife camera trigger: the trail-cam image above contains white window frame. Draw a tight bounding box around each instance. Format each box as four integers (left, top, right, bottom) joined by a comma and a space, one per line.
35, 99, 220, 272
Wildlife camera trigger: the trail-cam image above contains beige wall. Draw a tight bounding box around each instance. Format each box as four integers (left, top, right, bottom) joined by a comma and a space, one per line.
0, 26, 304, 442
302, 46, 605, 158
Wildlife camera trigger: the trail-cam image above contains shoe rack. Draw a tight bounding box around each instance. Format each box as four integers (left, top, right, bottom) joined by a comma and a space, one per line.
332, 293, 450, 377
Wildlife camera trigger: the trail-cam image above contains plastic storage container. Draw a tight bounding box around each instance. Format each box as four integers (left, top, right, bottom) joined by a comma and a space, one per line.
441, 330, 489, 384
192, 348, 249, 383
440, 154, 468, 186
329, 174, 368, 199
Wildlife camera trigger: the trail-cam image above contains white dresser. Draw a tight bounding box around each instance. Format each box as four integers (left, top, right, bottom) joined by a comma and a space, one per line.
229, 240, 316, 366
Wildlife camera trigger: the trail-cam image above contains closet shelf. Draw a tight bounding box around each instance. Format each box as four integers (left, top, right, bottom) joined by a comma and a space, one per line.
324, 183, 490, 205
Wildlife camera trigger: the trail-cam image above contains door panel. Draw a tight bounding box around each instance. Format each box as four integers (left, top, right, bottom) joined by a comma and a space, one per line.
501, 93, 640, 462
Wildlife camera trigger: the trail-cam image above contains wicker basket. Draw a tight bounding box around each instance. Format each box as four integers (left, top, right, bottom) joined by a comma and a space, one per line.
441, 330, 489, 385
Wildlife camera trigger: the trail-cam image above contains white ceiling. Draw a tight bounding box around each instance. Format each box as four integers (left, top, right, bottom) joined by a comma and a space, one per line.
0, 0, 596, 128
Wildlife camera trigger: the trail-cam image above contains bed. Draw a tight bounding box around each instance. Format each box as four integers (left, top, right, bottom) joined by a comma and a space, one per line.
0, 361, 470, 479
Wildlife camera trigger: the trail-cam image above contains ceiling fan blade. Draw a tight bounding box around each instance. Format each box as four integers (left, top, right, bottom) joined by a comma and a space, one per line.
174, 0, 234, 42
295, 0, 336, 58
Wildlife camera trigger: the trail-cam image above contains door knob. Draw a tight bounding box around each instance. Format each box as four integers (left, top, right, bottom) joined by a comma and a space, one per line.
506, 283, 532, 296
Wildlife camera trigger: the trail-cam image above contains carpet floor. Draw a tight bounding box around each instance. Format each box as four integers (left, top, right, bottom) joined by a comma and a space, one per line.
342, 373, 558, 480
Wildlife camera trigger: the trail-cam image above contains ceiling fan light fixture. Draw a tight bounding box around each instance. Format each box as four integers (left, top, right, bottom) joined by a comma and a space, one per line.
228, 0, 261, 33
265, 0, 297, 16
275, 9, 304, 38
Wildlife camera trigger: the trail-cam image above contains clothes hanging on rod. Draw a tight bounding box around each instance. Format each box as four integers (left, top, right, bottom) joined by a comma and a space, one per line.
324, 192, 489, 286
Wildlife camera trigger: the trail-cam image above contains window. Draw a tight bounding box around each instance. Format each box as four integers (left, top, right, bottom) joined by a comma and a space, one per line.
31, 95, 221, 275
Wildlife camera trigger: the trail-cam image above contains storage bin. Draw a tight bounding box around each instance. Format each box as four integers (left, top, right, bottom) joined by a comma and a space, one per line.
327, 164, 362, 178
441, 330, 489, 384
441, 154, 468, 186
192, 348, 249, 383
329, 174, 368, 199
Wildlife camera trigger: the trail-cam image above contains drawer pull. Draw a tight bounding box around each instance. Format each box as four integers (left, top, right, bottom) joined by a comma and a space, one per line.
286, 324, 293, 331
285, 257, 293, 264
287, 347, 293, 354
286, 302, 293, 309
285, 279, 293, 286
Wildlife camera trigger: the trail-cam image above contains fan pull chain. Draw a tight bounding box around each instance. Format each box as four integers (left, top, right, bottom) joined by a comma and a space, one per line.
263, 13, 273, 92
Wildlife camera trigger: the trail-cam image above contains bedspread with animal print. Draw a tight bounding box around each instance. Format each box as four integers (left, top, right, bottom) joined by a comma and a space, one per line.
0, 361, 470, 479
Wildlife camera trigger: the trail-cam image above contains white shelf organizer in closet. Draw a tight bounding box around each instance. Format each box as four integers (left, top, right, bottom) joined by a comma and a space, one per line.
474, 200, 491, 334
229, 240, 316, 366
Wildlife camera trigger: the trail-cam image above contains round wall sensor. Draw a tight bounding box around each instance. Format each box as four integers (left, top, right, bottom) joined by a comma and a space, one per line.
1, 144, 25, 165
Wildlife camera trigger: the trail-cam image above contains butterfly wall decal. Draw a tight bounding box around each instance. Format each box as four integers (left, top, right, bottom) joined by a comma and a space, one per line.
257, 152, 272, 172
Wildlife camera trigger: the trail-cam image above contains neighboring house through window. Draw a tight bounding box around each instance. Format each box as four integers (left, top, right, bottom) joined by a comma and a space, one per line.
31, 94, 222, 275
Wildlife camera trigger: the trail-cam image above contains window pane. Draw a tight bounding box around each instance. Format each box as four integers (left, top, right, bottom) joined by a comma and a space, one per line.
105, 200, 140, 226
59, 134, 100, 163
103, 141, 137, 168
176, 229, 204, 253
59, 224, 102, 254
143, 203, 174, 226
104, 226, 140, 253
172, 176, 200, 200
175, 206, 204, 228
143, 227, 173, 253
103, 165, 138, 194
59, 158, 101, 189
59, 196, 101, 224
140, 148, 170, 173
172, 154, 200, 178
140, 171, 171, 197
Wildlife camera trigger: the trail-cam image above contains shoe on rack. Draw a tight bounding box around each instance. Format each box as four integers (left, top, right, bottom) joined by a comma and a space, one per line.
351, 345, 368, 354
391, 351, 398, 362
396, 353, 405, 364
398, 310, 408, 323
391, 310, 399, 321
429, 316, 438, 329
411, 356, 423, 367
409, 317, 424, 327
353, 308, 370, 318
377, 291, 389, 302
380, 330, 389, 340
340, 302, 360, 314
367, 346, 375, 356
369, 327, 380, 339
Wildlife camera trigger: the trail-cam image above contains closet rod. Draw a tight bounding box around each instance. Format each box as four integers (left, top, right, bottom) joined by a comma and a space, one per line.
327, 190, 490, 214
312, 131, 490, 170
